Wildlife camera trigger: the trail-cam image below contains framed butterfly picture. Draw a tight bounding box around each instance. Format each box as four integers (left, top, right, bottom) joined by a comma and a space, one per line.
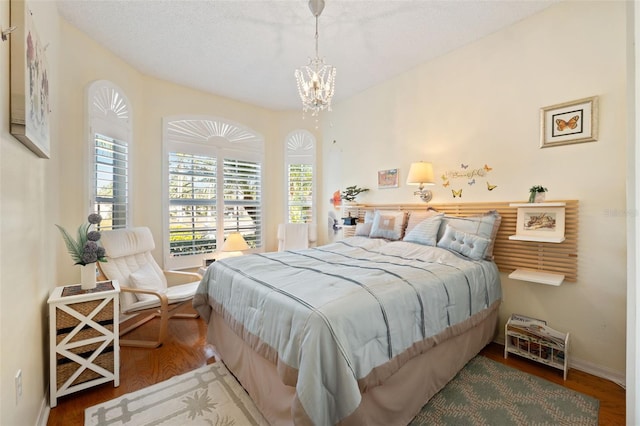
540, 96, 598, 148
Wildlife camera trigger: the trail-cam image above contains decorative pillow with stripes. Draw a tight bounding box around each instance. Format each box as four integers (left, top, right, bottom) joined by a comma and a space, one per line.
403, 214, 444, 246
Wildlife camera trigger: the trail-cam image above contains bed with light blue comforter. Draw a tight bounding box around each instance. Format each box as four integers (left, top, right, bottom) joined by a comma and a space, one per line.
193, 236, 502, 425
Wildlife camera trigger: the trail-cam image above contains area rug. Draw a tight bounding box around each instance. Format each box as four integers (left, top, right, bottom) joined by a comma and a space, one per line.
84, 362, 268, 426
86, 356, 599, 426
410, 356, 599, 426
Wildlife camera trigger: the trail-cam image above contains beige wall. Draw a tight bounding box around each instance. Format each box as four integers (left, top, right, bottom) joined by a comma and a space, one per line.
0, 1, 630, 425
322, 0, 627, 379
1, 1, 59, 424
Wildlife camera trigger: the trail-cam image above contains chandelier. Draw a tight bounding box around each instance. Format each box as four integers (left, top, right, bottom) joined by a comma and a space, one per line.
294, 0, 336, 117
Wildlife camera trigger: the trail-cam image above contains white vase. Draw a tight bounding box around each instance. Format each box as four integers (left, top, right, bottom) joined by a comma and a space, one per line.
534, 192, 546, 203
80, 263, 97, 290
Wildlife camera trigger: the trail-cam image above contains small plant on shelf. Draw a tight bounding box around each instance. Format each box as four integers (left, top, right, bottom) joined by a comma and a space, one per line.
528, 185, 548, 203
340, 185, 369, 202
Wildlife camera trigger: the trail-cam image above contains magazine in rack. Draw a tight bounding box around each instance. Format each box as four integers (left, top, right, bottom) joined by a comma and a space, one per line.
506, 314, 566, 348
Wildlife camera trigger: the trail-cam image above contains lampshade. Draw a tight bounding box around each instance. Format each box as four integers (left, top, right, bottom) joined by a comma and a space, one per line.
406, 162, 435, 185
221, 232, 250, 252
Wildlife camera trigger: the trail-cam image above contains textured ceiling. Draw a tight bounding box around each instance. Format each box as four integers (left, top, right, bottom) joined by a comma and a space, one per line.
56, 0, 560, 111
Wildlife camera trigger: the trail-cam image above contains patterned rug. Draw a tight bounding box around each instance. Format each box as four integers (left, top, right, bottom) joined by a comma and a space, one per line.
410, 356, 599, 426
84, 362, 268, 426
85, 356, 599, 426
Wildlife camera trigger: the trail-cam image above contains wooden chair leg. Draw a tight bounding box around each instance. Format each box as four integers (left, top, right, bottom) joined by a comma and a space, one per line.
118, 301, 196, 348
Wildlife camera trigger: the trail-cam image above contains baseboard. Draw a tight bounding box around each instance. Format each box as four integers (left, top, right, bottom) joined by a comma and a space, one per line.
492, 337, 626, 388
36, 394, 49, 426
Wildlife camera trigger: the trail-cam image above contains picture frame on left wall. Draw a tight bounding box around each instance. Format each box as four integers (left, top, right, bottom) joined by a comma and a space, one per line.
10, 0, 51, 158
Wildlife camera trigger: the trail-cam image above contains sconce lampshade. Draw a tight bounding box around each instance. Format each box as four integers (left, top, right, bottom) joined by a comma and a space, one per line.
221, 232, 250, 252
406, 161, 435, 202
406, 162, 435, 185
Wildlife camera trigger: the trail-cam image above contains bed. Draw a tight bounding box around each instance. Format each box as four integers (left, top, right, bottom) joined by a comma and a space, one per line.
193, 209, 502, 425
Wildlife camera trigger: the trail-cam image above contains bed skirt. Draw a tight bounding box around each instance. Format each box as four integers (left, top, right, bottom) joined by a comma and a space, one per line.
206, 300, 500, 425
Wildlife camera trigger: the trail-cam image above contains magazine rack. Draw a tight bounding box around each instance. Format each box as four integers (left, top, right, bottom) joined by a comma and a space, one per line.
504, 314, 569, 379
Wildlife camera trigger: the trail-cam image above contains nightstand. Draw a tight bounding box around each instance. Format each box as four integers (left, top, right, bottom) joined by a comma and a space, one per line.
48, 280, 120, 407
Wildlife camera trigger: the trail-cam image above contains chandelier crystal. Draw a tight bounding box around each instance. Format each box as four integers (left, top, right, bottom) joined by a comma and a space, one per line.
295, 0, 336, 117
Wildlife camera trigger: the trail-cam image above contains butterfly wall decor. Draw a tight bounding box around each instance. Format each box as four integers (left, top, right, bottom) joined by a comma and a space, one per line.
541, 96, 598, 147
452, 189, 462, 198
556, 115, 580, 132
487, 182, 497, 191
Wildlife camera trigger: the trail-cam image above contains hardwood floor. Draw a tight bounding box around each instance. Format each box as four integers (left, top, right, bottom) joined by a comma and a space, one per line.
47, 306, 626, 425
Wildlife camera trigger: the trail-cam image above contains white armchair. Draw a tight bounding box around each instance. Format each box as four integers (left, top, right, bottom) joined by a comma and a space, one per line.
277, 223, 318, 251
99, 227, 202, 348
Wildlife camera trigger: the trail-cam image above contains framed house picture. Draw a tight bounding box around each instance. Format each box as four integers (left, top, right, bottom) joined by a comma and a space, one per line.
540, 96, 598, 148
10, 0, 51, 158
378, 169, 399, 188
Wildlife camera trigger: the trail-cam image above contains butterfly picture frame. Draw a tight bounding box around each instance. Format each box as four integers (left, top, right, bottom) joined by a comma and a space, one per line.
540, 96, 598, 148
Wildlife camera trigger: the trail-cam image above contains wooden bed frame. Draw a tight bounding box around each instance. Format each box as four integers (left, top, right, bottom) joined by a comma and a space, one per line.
344, 200, 579, 281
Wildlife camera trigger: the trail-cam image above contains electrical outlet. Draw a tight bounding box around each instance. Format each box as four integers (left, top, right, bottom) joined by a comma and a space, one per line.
15, 369, 22, 405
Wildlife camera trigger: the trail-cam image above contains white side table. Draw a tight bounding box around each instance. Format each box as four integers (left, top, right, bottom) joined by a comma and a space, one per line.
48, 280, 120, 407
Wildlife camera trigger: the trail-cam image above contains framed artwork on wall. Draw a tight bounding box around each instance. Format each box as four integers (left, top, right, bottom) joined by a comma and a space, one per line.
378, 168, 399, 188
10, 0, 51, 158
540, 96, 598, 149
514, 205, 565, 242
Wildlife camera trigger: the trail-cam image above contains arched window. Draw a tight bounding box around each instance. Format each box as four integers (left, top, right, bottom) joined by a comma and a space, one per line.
285, 130, 316, 224
87, 81, 131, 230
163, 116, 264, 269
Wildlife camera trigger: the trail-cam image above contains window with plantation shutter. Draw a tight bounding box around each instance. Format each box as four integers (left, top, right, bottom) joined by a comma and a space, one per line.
164, 117, 264, 269
87, 81, 131, 230
223, 158, 262, 248
285, 130, 315, 224
168, 153, 217, 256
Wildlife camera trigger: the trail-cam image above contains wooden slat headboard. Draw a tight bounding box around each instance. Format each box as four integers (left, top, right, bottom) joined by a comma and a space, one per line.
342, 200, 579, 282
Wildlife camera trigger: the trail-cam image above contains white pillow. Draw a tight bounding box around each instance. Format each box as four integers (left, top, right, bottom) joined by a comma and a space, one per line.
130, 262, 167, 302
403, 214, 444, 246
369, 211, 407, 240
437, 224, 491, 260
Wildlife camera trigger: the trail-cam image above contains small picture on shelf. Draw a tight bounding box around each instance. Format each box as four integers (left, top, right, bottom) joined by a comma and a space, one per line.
515, 206, 565, 240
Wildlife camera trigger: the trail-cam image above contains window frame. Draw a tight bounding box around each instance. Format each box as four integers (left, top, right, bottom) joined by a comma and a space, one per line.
162, 116, 264, 270
86, 80, 132, 230
284, 130, 316, 224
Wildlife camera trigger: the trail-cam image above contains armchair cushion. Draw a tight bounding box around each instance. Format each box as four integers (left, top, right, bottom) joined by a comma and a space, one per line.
129, 262, 168, 302
123, 281, 201, 313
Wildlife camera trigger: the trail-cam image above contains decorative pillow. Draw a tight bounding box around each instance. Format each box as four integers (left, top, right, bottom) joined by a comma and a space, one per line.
405, 208, 441, 236
369, 211, 407, 240
403, 214, 444, 246
364, 210, 375, 223
130, 262, 167, 302
436, 224, 491, 260
355, 222, 373, 236
437, 210, 501, 259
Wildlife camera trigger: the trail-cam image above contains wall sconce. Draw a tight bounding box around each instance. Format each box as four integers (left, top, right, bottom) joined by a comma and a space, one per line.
219, 232, 250, 258
406, 161, 435, 202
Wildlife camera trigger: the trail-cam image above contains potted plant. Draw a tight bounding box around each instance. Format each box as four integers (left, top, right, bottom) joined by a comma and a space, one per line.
528, 185, 548, 203
56, 214, 107, 290
340, 185, 369, 203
